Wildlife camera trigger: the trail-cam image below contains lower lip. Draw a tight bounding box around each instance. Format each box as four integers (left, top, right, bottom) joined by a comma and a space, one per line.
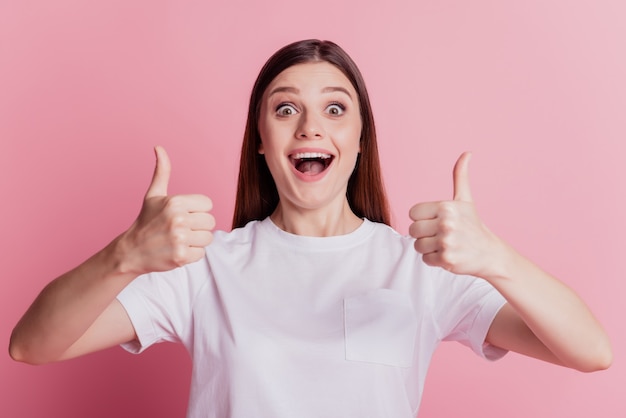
290, 160, 333, 182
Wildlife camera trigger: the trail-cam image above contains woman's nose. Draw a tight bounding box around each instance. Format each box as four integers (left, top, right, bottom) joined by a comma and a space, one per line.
296, 111, 324, 140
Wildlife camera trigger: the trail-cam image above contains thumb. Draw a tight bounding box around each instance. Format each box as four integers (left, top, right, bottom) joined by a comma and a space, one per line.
145, 146, 171, 198
453, 151, 473, 202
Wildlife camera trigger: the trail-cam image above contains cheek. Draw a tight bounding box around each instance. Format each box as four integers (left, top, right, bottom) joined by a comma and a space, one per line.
258, 124, 276, 154
337, 118, 362, 150
260, 119, 296, 153
257, 124, 287, 166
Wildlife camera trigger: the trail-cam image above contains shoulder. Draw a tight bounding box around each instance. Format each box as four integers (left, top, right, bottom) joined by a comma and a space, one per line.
367, 220, 409, 240
204, 219, 267, 263
365, 220, 418, 253
211, 219, 263, 246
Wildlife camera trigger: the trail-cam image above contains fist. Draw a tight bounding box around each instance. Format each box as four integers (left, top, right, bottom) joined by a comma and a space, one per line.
120, 146, 216, 274
408, 152, 499, 277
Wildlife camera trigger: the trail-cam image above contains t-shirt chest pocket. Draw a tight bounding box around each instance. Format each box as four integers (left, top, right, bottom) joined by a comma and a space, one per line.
343, 289, 417, 368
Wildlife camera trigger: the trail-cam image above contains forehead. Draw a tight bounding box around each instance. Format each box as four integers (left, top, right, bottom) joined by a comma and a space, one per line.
265, 62, 356, 95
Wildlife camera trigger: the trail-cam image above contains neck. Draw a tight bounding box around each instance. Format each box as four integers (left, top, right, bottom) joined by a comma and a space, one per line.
270, 200, 362, 237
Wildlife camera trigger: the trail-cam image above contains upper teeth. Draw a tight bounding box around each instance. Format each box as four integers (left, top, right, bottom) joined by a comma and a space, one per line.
293, 152, 332, 160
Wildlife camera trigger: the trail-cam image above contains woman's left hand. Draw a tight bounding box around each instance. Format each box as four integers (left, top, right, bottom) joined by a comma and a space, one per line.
408, 152, 504, 279
410, 152, 613, 372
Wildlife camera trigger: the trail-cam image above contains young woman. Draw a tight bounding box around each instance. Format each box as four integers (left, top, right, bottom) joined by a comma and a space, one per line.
10, 39, 612, 417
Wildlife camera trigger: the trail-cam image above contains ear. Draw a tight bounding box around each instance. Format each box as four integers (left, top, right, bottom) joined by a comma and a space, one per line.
258, 140, 264, 155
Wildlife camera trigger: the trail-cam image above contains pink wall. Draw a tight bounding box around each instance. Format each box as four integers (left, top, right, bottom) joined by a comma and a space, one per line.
2, 1, 624, 416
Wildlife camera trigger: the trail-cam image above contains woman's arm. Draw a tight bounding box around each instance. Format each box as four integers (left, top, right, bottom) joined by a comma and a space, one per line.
409, 152, 612, 372
483, 245, 612, 372
10, 238, 139, 364
9, 147, 215, 364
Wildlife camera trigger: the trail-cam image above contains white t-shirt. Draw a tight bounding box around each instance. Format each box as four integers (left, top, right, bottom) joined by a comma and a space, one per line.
117, 218, 507, 417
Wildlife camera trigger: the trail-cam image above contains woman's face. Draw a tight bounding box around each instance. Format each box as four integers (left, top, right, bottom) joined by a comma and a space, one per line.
258, 61, 362, 212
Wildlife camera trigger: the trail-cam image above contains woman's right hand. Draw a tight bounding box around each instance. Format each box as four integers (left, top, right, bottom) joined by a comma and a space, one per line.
117, 146, 216, 275
9, 146, 215, 364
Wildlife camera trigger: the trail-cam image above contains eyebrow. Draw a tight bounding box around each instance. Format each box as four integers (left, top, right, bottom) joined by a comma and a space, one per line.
268, 86, 353, 100
322, 86, 353, 99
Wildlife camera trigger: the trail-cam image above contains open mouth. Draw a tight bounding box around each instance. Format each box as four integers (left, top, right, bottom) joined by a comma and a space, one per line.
289, 152, 334, 175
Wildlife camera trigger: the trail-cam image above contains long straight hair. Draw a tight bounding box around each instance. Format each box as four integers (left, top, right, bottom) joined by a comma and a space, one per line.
232, 39, 390, 229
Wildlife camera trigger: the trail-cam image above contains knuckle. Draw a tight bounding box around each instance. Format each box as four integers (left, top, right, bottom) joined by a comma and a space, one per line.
168, 214, 187, 229
439, 218, 455, 234
439, 235, 455, 252
438, 250, 458, 270
439, 249, 451, 263
439, 201, 457, 217
442, 263, 454, 273
171, 230, 188, 246
171, 246, 188, 267
438, 254, 453, 270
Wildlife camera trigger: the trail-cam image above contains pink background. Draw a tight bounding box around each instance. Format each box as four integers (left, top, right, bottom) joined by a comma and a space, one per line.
2, 1, 624, 416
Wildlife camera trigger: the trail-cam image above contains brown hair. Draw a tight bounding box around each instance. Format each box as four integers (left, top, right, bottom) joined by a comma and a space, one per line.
232, 39, 390, 228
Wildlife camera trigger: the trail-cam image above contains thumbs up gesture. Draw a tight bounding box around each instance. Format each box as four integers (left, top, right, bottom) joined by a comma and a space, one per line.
118, 146, 216, 275
409, 152, 501, 277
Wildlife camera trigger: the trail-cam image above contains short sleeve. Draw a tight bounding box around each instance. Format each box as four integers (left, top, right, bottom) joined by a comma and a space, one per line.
430, 267, 508, 360
116, 258, 209, 354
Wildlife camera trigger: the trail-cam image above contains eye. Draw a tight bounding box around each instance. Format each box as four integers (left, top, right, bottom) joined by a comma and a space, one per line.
326, 102, 345, 116
276, 103, 298, 116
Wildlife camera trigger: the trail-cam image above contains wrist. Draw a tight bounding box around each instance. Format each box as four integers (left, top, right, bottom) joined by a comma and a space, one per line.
478, 231, 520, 283
104, 229, 142, 277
